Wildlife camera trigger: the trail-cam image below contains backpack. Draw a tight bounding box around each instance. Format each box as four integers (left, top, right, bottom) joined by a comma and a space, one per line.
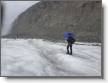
67, 36, 76, 44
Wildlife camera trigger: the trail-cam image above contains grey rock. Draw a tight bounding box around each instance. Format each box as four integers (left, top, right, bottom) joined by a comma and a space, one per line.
3, 1, 102, 42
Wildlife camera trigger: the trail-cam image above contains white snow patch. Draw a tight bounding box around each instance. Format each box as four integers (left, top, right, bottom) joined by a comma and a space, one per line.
1, 39, 101, 76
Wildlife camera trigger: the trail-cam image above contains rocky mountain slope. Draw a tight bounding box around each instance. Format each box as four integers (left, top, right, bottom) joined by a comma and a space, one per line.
4, 1, 102, 42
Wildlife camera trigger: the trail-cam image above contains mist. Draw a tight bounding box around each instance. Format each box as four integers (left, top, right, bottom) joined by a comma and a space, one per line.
1, 1, 39, 36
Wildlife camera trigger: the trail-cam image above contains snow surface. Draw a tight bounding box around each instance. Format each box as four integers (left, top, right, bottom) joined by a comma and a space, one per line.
1, 39, 101, 76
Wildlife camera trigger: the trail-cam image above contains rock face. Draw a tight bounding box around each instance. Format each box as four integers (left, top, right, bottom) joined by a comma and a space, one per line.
4, 1, 102, 42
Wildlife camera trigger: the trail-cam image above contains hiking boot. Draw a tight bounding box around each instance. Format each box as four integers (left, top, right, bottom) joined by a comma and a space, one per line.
66, 52, 69, 54
70, 52, 72, 55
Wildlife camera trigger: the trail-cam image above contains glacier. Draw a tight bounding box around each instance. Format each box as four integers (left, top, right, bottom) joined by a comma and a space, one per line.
1, 39, 101, 76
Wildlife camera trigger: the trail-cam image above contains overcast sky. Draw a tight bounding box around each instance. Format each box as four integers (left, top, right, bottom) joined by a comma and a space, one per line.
1, 1, 39, 36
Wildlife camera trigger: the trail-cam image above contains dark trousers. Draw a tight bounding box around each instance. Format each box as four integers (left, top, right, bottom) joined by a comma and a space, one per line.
67, 42, 72, 55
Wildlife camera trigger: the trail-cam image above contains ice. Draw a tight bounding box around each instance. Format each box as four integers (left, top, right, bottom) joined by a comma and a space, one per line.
1, 39, 101, 76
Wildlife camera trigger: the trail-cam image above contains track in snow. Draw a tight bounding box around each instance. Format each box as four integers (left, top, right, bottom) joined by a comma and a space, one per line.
1, 39, 101, 76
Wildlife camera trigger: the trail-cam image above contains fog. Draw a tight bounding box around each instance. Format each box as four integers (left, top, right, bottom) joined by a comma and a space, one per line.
1, 1, 39, 36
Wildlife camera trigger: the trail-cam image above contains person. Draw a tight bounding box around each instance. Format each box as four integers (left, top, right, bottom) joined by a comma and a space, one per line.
64, 32, 76, 55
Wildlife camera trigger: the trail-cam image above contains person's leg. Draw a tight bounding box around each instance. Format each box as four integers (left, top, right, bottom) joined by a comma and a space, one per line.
70, 44, 72, 55
67, 43, 69, 54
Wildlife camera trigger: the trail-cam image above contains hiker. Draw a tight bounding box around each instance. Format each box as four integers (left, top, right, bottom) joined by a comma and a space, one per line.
64, 32, 76, 55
